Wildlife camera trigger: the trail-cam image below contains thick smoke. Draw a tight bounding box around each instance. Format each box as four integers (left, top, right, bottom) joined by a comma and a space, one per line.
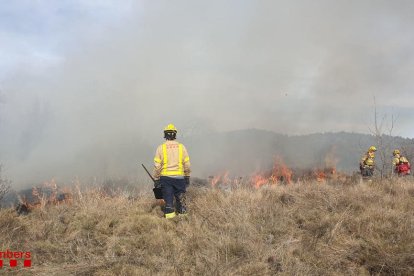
1, 1, 414, 187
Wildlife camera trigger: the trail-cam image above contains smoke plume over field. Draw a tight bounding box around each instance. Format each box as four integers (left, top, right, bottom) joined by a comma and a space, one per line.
1, 1, 414, 187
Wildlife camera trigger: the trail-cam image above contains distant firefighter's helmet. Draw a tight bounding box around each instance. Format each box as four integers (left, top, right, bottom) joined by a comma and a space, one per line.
369, 146, 377, 152
393, 149, 400, 156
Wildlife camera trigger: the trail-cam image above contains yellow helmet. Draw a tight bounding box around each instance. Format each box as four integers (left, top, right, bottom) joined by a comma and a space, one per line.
393, 149, 400, 156
164, 124, 177, 133
369, 146, 377, 152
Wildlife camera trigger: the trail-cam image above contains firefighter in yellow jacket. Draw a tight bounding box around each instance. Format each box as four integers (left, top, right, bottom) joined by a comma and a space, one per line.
360, 146, 376, 179
153, 124, 191, 219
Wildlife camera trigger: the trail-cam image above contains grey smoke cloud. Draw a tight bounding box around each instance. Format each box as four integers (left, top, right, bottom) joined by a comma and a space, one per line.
1, 0, 414, 186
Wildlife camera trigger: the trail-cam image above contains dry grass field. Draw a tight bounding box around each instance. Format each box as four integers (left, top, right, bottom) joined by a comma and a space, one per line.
1, 178, 414, 275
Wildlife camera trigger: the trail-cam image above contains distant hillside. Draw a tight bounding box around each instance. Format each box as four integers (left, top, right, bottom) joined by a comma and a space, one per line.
183, 129, 414, 177
4, 129, 414, 188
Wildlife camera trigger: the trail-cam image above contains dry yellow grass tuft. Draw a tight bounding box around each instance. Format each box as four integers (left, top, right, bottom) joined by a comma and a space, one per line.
1, 178, 414, 275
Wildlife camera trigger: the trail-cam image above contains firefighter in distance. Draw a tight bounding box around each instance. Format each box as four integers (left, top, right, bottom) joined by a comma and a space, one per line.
392, 149, 411, 176
360, 146, 376, 179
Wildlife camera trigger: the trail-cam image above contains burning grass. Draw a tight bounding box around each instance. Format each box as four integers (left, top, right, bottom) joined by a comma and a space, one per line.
208, 154, 350, 189
1, 178, 414, 275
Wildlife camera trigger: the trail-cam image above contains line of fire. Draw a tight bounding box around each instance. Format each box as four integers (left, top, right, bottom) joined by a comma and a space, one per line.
5, 147, 360, 216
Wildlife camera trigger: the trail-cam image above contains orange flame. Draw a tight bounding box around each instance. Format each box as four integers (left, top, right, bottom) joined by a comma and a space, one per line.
315, 170, 326, 182
313, 166, 338, 183
272, 157, 292, 184
251, 157, 293, 188
312, 146, 339, 183
251, 174, 268, 188
23, 178, 73, 211
210, 171, 231, 187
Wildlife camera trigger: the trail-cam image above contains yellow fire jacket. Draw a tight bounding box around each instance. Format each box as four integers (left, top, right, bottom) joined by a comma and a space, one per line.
153, 140, 191, 180
392, 154, 401, 167
360, 151, 375, 167
393, 154, 410, 166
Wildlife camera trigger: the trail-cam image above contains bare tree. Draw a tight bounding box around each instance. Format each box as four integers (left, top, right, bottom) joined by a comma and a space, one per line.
0, 164, 11, 203
367, 97, 397, 179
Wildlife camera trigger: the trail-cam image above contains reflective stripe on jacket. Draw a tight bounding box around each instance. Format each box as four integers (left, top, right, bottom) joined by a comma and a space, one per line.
361, 151, 375, 167
153, 140, 191, 180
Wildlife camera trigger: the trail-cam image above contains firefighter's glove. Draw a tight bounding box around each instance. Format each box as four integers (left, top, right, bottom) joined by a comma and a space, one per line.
154, 179, 162, 189
184, 176, 190, 187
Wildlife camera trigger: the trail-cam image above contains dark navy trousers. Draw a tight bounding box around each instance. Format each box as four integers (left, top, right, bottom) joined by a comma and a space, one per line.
160, 176, 187, 214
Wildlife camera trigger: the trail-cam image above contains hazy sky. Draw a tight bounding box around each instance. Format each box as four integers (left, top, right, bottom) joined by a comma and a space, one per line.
1, 1, 414, 186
